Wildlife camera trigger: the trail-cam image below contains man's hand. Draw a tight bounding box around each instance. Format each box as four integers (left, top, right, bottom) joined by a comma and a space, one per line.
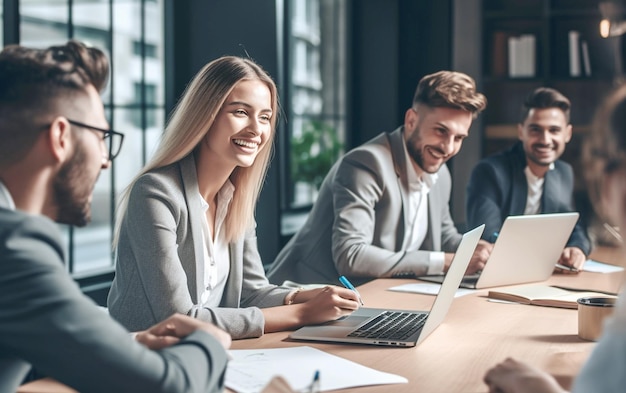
135, 313, 231, 350
466, 240, 493, 275
554, 247, 586, 274
484, 357, 566, 393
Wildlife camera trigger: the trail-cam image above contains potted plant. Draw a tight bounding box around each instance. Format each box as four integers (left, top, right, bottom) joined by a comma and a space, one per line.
290, 120, 342, 191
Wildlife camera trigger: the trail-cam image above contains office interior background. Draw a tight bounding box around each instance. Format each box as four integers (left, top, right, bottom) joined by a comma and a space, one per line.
2, 0, 621, 305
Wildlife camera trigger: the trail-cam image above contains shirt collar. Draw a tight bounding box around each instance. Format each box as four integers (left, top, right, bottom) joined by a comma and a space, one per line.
0, 180, 16, 210
524, 162, 555, 182
198, 180, 235, 212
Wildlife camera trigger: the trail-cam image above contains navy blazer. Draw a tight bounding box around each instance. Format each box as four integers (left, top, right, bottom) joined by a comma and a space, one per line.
465, 142, 591, 255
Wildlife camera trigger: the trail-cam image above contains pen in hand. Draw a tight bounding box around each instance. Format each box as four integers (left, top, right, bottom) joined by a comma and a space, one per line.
339, 275, 364, 305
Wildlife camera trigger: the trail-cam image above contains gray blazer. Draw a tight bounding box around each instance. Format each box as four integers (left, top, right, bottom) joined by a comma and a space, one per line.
267, 127, 463, 286
0, 207, 227, 393
108, 154, 291, 339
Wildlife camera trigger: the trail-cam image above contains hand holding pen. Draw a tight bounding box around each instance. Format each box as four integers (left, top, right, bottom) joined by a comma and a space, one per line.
291, 285, 360, 326
339, 275, 364, 305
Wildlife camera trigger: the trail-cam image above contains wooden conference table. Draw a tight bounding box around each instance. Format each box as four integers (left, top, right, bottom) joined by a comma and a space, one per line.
19, 247, 625, 393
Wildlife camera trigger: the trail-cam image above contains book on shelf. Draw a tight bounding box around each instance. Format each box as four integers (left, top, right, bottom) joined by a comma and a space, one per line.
507, 34, 535, 78
488, 284, 617, 309
491, 31, 508, 77
568, 31, 592, 77
569, 30, 581, 77
581, 39, 592, 77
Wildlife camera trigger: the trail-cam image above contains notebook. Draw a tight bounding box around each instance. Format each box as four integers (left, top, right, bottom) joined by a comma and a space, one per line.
288, 224, 485, 347
418, 212, 580, 289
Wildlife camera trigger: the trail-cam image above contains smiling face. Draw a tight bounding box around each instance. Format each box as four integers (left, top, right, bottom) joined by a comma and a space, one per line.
404, 105, 472, 174
202, 79, 273, 173
518, 107, 572, 176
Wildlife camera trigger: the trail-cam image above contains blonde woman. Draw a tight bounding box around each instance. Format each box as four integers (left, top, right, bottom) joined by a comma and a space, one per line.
108, 56, 359, 339
483, 83, 626, 393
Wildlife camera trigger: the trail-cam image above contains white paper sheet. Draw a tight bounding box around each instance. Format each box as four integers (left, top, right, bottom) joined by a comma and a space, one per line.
583, 259, 624, 274
225, 346, 407, 393
387, 282, 475, 297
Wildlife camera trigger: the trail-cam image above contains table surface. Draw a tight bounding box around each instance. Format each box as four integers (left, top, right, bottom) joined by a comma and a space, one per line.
18, 247, 625, 393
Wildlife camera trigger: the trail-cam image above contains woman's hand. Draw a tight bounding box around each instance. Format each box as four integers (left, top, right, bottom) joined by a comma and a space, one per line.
296, 286, 360, 325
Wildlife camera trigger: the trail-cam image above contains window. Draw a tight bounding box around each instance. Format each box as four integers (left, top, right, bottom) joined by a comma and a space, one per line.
282, 0, 348, 235
131, 82, 158, 127
133, 39, 158, 58
9, 0, 165, 278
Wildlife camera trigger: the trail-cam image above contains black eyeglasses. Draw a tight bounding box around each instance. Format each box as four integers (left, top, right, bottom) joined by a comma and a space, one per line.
67, 119, 125, 161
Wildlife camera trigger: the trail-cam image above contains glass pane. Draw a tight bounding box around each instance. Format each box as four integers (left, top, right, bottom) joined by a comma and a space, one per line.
286, 0, 347, 210
145, 0, 165, 106
112, 0, 142, 105
145, 108, 165, 153
73, 0, 112, 102
113, 108, 164, 193
20, 0, 69, 46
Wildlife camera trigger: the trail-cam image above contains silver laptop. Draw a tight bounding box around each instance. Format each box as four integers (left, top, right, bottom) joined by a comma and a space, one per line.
288, 224, 485, 347
419, 212, 580, 289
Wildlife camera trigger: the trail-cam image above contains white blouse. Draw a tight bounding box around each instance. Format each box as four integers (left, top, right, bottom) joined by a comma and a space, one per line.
197, 181, 234, 307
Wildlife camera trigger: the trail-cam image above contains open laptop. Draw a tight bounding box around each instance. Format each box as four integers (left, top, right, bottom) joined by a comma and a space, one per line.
419, 212, 580, 289
288, 224, 485, 347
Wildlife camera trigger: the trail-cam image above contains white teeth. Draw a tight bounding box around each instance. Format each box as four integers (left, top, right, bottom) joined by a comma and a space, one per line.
233, 139, 257, 148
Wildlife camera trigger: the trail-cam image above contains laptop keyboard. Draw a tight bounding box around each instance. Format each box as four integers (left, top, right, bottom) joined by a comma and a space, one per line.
347, 311, 427, 341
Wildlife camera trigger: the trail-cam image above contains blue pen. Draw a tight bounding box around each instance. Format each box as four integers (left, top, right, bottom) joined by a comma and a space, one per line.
490, 231, 499, 243
339, 275, 364, 305
308, 370, 320, 393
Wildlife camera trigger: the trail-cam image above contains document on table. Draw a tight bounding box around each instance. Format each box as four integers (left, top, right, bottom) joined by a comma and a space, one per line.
387, 282, 475, 297
225, 346, 407, 393
583, 259, 624, 273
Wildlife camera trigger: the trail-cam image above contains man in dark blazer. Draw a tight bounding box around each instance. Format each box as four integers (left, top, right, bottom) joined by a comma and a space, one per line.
0, 41, 229, 393
268, 71, 492, 286
466, 87, 591, 272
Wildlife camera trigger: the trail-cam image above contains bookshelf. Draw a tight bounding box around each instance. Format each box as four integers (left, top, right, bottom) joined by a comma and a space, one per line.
482, 0, 624, 179
481, 0, 625, 245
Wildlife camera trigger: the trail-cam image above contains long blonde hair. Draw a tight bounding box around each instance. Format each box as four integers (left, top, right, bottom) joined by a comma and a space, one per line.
113, 56, 279, 247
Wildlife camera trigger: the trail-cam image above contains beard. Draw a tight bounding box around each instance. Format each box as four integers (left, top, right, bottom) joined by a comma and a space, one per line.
52, 141, 95, 227
406, 126, 445, 174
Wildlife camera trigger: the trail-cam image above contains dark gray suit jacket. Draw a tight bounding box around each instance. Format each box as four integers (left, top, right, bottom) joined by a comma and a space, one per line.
466, 141, 591, 255
267, 127, 463, 286
0, 207, 227, 393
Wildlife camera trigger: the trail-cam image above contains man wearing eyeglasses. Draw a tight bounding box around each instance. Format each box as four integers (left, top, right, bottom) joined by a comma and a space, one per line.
0, 41, 229, 393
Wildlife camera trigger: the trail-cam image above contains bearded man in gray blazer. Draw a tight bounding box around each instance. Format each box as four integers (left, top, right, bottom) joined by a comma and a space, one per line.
0, 41, 229, 393
268, 71, 493, 286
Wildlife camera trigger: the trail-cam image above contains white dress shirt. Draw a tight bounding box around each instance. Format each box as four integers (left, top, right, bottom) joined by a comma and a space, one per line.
523, 163, 554, 215
403, 144, 444, 274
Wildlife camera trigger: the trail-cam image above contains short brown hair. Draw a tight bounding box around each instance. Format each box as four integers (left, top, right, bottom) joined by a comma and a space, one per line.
0, 40, 109, 169
520, 87, 571, 123
412, 70, 487, 118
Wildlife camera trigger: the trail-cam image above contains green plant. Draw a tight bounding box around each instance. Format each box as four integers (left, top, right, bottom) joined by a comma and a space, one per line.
290, 120, 342, 189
